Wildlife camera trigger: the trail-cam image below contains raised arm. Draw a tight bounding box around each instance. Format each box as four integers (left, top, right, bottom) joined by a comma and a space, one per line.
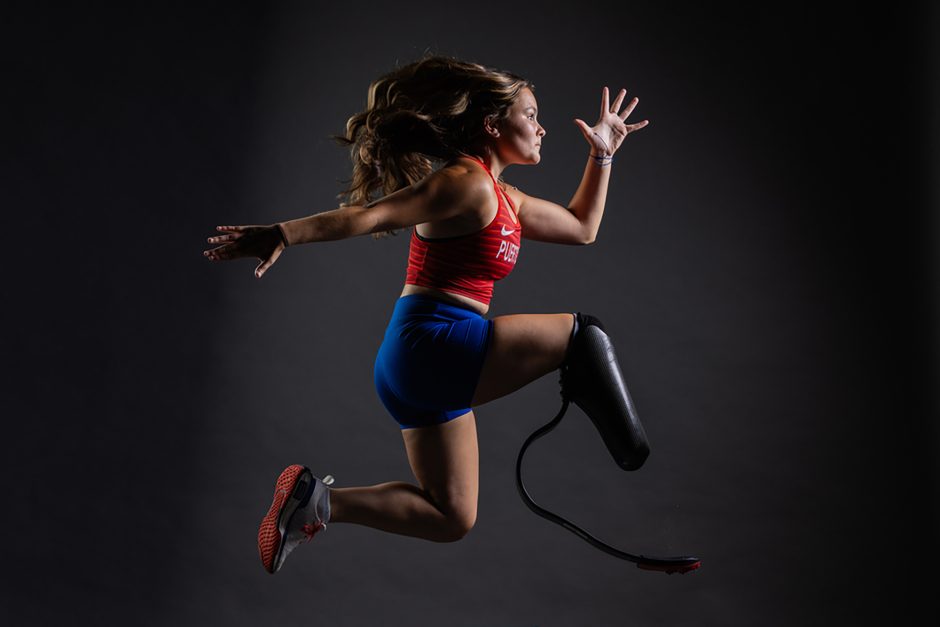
515, 86, 648, 245
513, 157, 611, 245
203, 166, 485, 278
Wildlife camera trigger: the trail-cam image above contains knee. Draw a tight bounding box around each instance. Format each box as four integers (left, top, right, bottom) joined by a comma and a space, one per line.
439, 505, 477, 542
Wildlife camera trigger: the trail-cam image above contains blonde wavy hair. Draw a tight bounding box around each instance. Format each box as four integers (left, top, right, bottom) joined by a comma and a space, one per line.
331, 53, 534, 238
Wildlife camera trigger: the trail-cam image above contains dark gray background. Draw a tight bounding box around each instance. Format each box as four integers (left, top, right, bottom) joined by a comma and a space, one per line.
5, 1, 937, 625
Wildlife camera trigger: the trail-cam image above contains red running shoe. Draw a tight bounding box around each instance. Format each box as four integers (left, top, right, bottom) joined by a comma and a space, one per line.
258, 464, 334, 574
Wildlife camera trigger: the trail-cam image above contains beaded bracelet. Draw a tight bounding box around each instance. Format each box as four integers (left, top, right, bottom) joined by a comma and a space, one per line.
591, 132, 613, 166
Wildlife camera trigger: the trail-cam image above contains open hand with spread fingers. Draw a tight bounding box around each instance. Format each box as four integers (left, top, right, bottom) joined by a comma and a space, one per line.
203, 224, 287, 279
573, 86, 649, 158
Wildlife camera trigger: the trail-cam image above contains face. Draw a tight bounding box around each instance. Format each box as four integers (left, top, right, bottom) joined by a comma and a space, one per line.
493, 87, 546, 164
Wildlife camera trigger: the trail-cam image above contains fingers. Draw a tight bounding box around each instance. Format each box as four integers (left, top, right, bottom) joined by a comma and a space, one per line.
596, 85, 642, 117
206, 233, 239, 244
610, 88, 627, 114
203, 245, 230, 261
255, 248, 282, 279
206, 226, 250, 245
626, 119, 650, 132
619, 95, 639, 120
204, 225, 246, 260
203, 234, 243, 260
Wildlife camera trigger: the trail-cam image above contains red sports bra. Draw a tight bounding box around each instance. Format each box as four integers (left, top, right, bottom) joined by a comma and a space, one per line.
404, 154, 522, 306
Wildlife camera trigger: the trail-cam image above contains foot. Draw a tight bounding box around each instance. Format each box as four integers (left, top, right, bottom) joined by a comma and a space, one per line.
258, 464, 334, 574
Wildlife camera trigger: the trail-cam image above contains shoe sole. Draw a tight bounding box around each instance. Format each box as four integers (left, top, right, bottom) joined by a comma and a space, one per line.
258, 464, 313, 574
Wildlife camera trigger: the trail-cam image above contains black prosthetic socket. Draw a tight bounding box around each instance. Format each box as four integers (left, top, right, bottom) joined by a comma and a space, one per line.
560, 313, 650, 471
573, 312, 606, 334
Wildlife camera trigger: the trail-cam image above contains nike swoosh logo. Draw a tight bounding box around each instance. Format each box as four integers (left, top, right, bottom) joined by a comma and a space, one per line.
501, 226, 516, 236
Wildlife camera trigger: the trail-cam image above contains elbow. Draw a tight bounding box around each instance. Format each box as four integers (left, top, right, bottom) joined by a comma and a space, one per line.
576, 219, 596, 245
355, 205, 384, 237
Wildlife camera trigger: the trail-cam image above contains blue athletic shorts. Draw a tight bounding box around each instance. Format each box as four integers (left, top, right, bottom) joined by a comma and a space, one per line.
374, 294, 494, 430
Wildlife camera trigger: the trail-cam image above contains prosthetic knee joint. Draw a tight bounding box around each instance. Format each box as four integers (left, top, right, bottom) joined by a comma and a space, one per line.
560, 313, 650, 471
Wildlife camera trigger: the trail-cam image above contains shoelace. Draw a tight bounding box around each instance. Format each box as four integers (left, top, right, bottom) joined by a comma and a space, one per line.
299, 474, 334, 542
301, 520, 325, 542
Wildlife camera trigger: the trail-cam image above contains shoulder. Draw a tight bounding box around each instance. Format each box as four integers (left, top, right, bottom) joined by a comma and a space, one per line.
435, 157, 492, 186
498, 179, 524, 214
423, 158, 495, 207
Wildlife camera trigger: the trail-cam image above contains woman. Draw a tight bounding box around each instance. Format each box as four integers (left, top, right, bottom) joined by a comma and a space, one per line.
203, 55, 648, 574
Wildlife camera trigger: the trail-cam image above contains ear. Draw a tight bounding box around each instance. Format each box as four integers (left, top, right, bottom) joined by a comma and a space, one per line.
484, 114, 500, 138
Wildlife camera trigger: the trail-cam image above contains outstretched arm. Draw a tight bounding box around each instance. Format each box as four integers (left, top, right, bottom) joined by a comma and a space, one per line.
203, 167, 483, 278
277, 166, 482, 245
517, 86, 648, 245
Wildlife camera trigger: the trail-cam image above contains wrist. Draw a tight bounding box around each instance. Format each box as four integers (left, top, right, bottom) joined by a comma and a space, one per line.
275, 222, 291, 247
590, 131, 613, 165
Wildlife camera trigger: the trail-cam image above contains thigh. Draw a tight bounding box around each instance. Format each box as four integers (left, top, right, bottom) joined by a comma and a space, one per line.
471, 313, 576, 407
401, 410, 479, 519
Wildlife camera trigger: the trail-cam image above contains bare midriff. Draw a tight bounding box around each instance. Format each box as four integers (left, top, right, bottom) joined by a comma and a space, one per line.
400, 284, 489, 316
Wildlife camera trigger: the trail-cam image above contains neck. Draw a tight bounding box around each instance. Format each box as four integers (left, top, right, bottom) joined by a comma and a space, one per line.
462, 145, 507, 181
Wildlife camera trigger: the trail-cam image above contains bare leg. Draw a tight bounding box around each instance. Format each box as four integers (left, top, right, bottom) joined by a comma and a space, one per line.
471, 313, 575, 406
327, 312, 575, 542
328, 410, 478, 543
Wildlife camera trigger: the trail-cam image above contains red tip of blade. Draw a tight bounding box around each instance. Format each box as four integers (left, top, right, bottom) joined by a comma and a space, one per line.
637, 559, 702, 574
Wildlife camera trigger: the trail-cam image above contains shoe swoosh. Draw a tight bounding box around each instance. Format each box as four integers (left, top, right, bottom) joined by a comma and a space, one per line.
501, 226, 516, 236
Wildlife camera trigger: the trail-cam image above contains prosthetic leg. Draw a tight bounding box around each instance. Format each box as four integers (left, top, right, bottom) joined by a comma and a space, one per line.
514, 313, 701, 574
560, 313, 649, 471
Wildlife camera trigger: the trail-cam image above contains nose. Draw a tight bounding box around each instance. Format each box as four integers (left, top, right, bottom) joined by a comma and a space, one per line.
538, 124, 546, 138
